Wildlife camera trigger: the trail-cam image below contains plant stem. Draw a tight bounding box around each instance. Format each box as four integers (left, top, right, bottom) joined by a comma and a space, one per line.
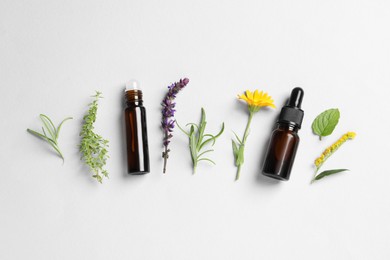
243, 111, 254, 143
310, 167, 320, 184
236, 165, 241, 181
163, 132, 169, 174
163, 149, 168, 174
235, 112, 254, 181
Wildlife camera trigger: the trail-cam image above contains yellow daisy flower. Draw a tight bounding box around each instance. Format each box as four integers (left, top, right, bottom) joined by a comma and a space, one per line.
238, 90, 276, 112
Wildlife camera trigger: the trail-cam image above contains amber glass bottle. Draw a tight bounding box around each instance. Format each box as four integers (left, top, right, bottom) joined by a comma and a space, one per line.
262, 87, 304, 181
124, 80, 150, 174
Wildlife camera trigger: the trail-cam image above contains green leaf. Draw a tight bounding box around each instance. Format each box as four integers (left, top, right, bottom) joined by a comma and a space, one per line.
197, 108, 207, 147
56, 117, 73, 139
27, 128, 48, 140
232, 140, 238, 157
313, 169, 349, 182
176, 120, 190, 136
189, 126, 198, 164
198, 149, 214, 159
40, 114, 56, 140
197, 158, 216, 165
312, 108, 340, 140
232, 131, 242, 145
235, 145, 244, 166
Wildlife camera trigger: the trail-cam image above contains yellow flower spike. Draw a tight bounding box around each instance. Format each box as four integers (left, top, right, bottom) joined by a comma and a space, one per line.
314, 131, 356, 171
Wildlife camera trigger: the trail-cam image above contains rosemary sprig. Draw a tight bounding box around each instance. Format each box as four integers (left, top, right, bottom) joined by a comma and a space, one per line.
177, 108, 224, 173
27, 114, 73, 162
79, 91, 109, 183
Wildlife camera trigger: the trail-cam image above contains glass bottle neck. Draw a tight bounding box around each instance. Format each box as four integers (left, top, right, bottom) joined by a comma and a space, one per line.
125, 90, 143, 107
276, 122, 299, 132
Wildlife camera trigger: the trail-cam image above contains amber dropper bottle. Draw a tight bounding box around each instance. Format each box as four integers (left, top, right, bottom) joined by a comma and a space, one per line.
262, 87, 304, 181
124, 80, 150, 174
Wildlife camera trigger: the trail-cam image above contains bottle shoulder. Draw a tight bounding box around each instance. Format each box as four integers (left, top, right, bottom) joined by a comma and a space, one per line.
125, 105, 146, 113
272, 126, 300, 139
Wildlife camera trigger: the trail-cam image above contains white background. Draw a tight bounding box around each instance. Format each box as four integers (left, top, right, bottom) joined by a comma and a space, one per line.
1, 0, 390, 259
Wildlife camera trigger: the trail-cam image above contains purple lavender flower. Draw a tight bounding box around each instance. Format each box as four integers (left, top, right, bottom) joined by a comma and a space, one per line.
161, 78, 189, 173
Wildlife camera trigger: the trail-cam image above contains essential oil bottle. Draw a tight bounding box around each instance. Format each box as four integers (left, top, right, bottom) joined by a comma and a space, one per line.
262, 87, 304, 181
124, 80, 150, 174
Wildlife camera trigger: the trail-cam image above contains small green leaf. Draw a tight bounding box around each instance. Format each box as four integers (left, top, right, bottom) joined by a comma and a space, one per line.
197, 108, 207, 147
312, 108, 340, 140
40, 114, 57, 140
56, 117, 73, 139
176, 120, 190, 136
313, 169, 349, 182
235, 145, 245, 166
197, 158, 216, 165
198, 149, 214, 158
232, 131, 242, 144
27, 128, 48, 139
232, 140, 238, 157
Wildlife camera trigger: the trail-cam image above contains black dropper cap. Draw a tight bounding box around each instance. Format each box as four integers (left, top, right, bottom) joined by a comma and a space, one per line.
277, 87, 304, 128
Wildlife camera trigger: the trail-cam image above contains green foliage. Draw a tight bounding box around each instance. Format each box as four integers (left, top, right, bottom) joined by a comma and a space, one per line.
312, 169, 349, 183
177, 108, 224, 173
79, 91, 109, 183
27, 114, 72, 162
312, 108, 340, 140
232, 130, 247, 169
232, 111, 254, 180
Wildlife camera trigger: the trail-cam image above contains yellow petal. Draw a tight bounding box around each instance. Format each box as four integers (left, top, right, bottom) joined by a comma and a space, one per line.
238, 94, 249, 103
245, 90, 253, 101
253, 90, 260, 102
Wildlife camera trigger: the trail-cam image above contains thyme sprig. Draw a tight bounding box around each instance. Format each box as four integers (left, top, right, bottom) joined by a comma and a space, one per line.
27, 114, 72, 162
79, 91, 109, 183
177, 108, 224, 173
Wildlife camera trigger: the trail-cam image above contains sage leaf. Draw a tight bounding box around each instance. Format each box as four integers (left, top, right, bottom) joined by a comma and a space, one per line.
312, 108, 340, 140
313, 169, 349, 182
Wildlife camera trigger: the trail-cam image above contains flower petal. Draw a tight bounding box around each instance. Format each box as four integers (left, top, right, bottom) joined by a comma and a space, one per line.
245, 90, 253, 101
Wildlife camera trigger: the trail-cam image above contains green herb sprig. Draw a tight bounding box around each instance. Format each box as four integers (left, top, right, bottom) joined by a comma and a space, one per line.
80, 91, 109, 183
27, 114, 72, 162
177, 108, 224, 173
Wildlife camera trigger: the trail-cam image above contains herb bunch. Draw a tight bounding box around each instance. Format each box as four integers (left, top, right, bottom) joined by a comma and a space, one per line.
161, 78, 189, 173
80, 91, 109, 183
177, 108, 224, 173
27, 114, 72, 162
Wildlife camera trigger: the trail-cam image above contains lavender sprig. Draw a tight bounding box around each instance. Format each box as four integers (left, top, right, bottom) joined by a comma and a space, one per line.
161, 78, 189, 173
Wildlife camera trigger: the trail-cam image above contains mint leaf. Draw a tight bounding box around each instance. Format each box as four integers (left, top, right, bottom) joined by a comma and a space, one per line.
313, 169, 349, 182
312, 108, 340, 140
